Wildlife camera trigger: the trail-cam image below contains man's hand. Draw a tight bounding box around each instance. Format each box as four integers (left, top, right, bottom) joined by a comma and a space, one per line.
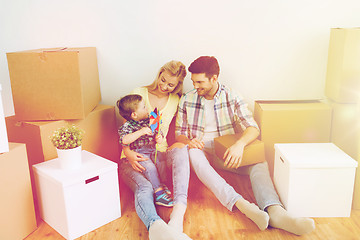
223, 126, 260, 169
188, 138, 204, 149
223, 141, 245, 169
122, 146, 148, 172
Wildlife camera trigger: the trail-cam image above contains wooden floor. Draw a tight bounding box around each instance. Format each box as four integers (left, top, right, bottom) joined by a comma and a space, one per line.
25, 169, 360, 240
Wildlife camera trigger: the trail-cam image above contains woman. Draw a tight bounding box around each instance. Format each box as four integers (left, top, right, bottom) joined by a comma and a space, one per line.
118, 60, 191, 240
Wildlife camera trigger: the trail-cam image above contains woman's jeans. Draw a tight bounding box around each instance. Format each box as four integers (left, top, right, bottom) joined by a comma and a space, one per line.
188, 140, 282, 211
119, 146, 190, 230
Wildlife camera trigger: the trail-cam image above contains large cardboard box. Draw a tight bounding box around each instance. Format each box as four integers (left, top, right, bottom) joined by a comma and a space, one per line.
34, 151, 121, 240
214, 134, 265, 168
0, 143, 37, 240
6, 47, 101, 121
329, 100, 360, 209
325, 28, 360, 103
0, 84, 9, 153
6, 104, 119, 165
6, 104, 120, 220
254, 100, 332, 177
274, 143, 357, 217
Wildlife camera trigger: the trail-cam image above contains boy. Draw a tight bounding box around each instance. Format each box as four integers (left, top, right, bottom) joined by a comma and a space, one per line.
117, 94, 173, 207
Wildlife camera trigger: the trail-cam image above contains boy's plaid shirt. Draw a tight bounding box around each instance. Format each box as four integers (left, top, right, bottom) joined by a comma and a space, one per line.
176, 82, 259, 140
118, 118, 156, 150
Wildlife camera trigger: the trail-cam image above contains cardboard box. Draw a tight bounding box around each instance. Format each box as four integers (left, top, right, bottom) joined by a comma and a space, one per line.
325, 28, 360, 103
274, 143, 357, 217
254, 100, 332, 177
6, 47, 101, 121
0, 143, 37, 239
0, 84, 9, 153
214, 134, 265, 168
6, 104, 120, 220
34, 151, 121, 240
6, 104, 119, 164
329, 100, 360, 209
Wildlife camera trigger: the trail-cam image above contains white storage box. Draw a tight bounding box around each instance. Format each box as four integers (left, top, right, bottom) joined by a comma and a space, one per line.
0, 84, 9, 153
274, 143, 357, 217
33, 150, 121, 240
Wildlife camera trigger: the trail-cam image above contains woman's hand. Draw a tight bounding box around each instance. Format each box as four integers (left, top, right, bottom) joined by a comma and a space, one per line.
122, 146, 148, 172
155, 134, 164, 144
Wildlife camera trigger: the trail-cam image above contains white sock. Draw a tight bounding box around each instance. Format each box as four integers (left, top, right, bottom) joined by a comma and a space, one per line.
267, 205, 315, 235
149, 220, 192, 240
168, 203, 187, 232
235, 198, 269, 231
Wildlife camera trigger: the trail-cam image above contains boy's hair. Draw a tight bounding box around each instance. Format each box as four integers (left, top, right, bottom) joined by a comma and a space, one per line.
116, 94, 143, 121
188, 56, 220, 80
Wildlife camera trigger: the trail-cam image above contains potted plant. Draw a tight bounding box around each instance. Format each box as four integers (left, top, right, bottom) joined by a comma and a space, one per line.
50, 125, 85, 170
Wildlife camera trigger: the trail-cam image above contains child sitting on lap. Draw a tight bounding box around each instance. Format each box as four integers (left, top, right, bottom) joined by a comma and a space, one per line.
117, 94, 173, 207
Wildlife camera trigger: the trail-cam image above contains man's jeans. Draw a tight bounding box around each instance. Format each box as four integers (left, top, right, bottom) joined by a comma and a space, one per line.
188, 140, 282, 211
119, 146, 190, 229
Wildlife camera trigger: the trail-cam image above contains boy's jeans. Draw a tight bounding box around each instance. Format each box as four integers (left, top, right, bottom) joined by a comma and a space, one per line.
135, 146, 162, 190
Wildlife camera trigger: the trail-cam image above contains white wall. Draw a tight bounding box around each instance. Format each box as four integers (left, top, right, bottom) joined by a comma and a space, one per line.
1, 0, 360, 116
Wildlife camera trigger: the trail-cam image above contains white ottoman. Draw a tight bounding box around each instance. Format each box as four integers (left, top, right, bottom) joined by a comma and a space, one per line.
274, 143, 357, 217
33, 150, 121, 240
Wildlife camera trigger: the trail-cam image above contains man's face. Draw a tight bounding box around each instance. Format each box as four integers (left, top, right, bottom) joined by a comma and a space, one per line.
191, 73, 218, 99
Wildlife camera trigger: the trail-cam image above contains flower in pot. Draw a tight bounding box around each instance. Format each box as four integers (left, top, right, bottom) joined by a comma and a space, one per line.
50, 125, 85, 170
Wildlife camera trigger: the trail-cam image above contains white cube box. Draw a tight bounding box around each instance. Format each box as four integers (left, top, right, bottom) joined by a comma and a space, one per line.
33, 150, 121, 240
274, 143, 357, 217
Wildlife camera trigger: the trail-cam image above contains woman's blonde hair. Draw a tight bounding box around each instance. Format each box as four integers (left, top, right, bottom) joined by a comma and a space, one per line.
146, 60, 187, 96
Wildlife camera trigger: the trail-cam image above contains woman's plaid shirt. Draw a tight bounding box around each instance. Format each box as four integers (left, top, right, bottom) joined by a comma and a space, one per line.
175, 83, 259, 140
118, 118, 156, 150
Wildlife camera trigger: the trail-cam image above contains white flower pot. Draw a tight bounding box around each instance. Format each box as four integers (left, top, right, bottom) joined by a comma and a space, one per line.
56, 146, 82, 170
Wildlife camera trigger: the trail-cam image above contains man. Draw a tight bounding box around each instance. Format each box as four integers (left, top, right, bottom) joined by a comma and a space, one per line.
175, 56, 315, 235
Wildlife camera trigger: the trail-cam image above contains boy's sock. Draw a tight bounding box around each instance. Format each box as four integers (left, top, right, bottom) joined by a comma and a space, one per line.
168, 203, 187, 232
267, 205, 315, 235
149, 220, 192, 240
235, 198, 269, 231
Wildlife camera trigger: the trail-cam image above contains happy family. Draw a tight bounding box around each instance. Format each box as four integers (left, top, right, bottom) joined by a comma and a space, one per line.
116, 56, 316, 240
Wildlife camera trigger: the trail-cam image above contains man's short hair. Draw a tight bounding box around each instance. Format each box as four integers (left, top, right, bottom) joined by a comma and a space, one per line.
116, 94, 142, 121
188, 56, 220, 79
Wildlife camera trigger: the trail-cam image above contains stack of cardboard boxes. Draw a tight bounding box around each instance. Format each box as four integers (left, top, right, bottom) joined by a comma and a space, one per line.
253, 28, 360, 212
1, 83, 37, 240
254, 100, 332, 178
324, 28, 360, 209
4, 47, 120, 231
